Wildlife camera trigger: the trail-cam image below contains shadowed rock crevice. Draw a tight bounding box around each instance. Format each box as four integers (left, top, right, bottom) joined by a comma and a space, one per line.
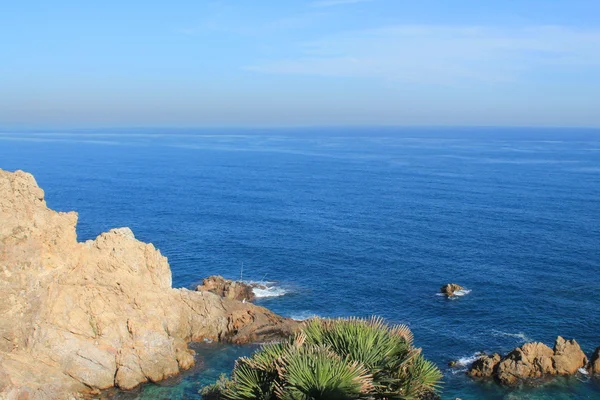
0, 169, 297, 399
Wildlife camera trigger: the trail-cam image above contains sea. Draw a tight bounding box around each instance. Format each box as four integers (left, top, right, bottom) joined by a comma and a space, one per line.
0, 127, 599, 399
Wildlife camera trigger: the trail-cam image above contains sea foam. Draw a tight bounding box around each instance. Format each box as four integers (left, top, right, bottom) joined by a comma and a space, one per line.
244, 281, 289, 298
289, 312, 320, 321
454, 353, 483, 367
448, 353, 485, 374
453, 289, 472, 296
436, 288, 471, 298
491, 330, 531, 343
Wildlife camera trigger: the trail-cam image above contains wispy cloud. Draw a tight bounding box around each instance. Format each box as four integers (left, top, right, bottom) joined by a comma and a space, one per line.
245, 25, 600, 85
310, 0, 373, 8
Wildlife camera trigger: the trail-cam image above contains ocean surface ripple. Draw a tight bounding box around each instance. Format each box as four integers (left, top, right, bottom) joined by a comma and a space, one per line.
1, 127, 599, 399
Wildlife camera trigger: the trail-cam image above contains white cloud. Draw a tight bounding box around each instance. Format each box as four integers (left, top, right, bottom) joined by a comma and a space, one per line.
310, 0, 373, 7
245, 25, 600, 85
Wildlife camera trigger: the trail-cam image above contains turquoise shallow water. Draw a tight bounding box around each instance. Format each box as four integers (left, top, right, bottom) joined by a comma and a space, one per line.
1, 127, 599, 399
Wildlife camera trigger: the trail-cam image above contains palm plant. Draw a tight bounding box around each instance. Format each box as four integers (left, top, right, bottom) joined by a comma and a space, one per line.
200, 317, 442, 400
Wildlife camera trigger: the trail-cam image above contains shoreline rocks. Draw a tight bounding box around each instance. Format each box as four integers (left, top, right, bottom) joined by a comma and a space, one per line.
467, 353, 502, 378
0, 169, 298, 399
196, 275, 256, 302
467, 336, 589, 386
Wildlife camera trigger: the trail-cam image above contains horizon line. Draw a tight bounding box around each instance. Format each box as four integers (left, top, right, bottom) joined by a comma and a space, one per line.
1, 124, 600, 133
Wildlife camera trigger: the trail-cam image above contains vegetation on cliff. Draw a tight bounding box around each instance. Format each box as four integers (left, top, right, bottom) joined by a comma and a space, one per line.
201, 317, 442, 400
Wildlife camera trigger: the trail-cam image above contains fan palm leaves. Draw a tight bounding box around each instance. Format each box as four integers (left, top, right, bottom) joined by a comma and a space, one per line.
200, 317, 442, 400
275, 345, 373, 400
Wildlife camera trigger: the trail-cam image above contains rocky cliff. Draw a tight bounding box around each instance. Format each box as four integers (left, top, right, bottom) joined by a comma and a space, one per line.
0, 169, 297, 399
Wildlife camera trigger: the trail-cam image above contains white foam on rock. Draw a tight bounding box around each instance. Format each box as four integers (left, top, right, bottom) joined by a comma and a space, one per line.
450, 352, 484, 375
448, 353, 485, 374
436, 288, 472, 297
453, 289, 471, 296
243, 281, 289, 298
578, 368, 589, 376
253, 285, 288, 298
454, 354, 482, 367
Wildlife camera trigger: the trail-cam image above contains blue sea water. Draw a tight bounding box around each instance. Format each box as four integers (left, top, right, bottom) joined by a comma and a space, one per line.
1, 127, 599, 399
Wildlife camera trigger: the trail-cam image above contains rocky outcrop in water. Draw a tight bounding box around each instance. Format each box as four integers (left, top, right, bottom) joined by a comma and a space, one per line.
0, 169, 297, 399
196, 275, 256, 302
467, 353, 501, 378
467, 336, 588, 385
589, 347, 600, 374
440, 283, 464, 297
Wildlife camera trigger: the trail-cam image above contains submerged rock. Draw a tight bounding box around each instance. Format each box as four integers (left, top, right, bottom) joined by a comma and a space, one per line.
0, 169, 298, 399
467, 337, 588, 386
440, 283, 464, 297
196, 275, 256, 302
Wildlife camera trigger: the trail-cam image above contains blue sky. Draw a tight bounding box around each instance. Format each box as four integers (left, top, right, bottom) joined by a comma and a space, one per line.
1, 0, 599, 128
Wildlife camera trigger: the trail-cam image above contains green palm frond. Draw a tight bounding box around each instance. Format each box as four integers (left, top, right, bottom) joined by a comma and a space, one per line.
221, 362, 276, 400
275, 345, 373, 400
245, 342, 286, 372
404, 354, 443, 394
201, 316, 443, 400
381, 353, 443, 400
302, 317, 412, 373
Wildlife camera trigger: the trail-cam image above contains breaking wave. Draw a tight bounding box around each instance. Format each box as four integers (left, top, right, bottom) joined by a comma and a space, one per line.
244, 281, 289, 298
448, 352, 485, 374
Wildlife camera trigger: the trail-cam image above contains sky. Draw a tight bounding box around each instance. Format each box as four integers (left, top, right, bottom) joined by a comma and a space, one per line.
1, 0, 599, 128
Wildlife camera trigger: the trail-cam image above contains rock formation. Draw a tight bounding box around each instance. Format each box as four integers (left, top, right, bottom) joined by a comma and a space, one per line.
467, 353, 501, 378
0, 169, 297, 399
589, 347, 600, 374
467, 336, 588, 385
552, 337, 588, 375
440, 283, 464, 297
196, 275, 256, 302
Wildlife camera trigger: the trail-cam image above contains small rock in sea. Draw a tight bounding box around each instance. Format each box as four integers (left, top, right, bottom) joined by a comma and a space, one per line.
448, 360, 457, 367
440, 283, 464, 297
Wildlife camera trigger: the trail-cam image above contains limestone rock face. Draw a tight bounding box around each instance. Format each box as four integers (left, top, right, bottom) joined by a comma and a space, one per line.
467, 337, 588, 386
197, 275, 256, 302
0, 169, 297, 399
440, 283, 464, 297
467, 353, 501, 378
